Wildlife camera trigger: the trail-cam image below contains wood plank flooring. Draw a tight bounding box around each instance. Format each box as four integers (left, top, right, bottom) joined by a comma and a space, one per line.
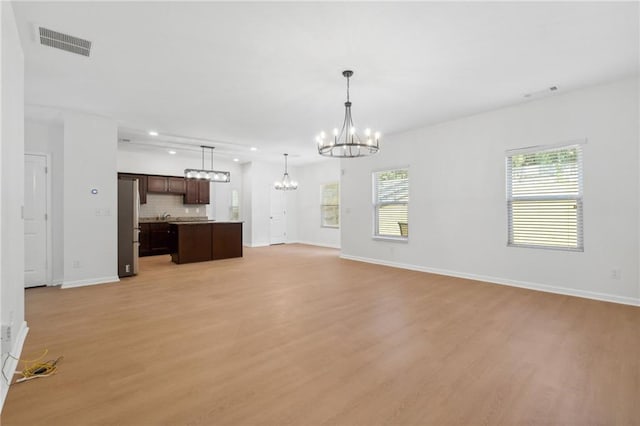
2, 244, 639, 425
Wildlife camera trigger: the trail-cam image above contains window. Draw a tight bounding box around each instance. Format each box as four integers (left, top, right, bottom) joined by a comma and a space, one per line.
320, 182, 339, 228
506, 144, 583, 251
230, 189, 240, 221
373, 169, 409, 239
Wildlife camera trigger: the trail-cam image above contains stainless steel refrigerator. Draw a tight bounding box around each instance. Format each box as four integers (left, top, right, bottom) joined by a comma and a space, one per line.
118, 179, 140, 277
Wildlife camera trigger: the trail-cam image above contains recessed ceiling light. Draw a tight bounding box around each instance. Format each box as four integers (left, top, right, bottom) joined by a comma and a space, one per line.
250, 147, 257, 151
149, 130, 158, 136
233, 158, 239, 162
168, 150, 176, 155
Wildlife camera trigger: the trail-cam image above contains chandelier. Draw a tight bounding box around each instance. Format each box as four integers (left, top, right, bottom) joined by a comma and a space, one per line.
274, 153, 298, 190
184, 145, 231, 182
316, 70, 380, 158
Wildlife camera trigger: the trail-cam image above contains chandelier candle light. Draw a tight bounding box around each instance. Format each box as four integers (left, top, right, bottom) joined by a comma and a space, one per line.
316, 70, 380, 158
274, 153, 298, 191
184, 145, 231, 182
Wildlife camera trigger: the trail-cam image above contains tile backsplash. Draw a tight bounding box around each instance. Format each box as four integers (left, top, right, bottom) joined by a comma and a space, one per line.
140, 194, 206, 219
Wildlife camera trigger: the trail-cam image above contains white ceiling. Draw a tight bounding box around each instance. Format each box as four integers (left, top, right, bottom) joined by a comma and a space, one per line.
13, 1, 639, 164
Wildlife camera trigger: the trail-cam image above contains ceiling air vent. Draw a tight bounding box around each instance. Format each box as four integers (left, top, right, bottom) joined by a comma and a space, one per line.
39, 27, 91, 57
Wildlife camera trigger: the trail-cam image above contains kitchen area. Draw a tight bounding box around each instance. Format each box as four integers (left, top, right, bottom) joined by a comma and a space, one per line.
117, 168, 243, 277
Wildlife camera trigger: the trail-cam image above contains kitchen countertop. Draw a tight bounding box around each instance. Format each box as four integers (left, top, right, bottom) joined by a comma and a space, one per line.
139, 217, 208, 223
168, 221, 243, 225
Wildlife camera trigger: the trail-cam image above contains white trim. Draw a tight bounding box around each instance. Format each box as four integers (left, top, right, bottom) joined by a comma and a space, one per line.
372, 236, 408, 243
62, 275, 119, 289
340, 254, 640, 307
293, 240, 341, 249
24, 152, 53, 287
244, 243, 270, 248
51, 279, 63, 286
505, 138, 587, 155
1, 321, 29, 410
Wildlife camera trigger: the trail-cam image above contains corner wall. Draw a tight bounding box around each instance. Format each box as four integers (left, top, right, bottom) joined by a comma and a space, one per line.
24, 119, 64, 284
341, 77, 640, 305
296, 159, 341, 248
62, 112, 118, 288
0, 0, 27, 409
242, 161, 299, 247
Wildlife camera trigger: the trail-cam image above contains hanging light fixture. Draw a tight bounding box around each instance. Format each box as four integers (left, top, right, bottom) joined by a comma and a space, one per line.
316, 70, 380, 158
184, 145, 231, 182
274, 153, 298, 190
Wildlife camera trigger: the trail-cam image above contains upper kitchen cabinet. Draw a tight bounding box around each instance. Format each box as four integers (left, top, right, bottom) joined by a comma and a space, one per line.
147, 175, 168, 193
147, 176, 187, 194
118, 173, 147, 204
184, 179, 210, 204
168, 177, 186, 194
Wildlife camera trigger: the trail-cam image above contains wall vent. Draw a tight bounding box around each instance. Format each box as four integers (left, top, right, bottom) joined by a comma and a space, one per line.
39, 27, 91, 57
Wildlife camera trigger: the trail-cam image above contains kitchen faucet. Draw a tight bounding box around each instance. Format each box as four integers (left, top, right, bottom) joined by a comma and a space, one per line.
162, 212, 171, 220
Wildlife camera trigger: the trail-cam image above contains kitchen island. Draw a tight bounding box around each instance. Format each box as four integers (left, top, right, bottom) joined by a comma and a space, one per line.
168, 221, 243, 264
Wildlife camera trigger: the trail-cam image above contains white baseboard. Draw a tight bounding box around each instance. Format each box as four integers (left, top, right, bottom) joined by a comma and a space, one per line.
244, 243, 270, 248
340, 254, 640, 307
1, 321, 29, 410
62, 275, 120, 289
293, 240, 341, 249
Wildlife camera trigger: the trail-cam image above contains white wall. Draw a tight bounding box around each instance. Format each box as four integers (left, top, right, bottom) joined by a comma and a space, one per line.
0, 0, 27, 409
63, 112, 118, 288
117, 148, 243, 221
242, 160, 299, 247
24, 119, 64, 284
296, 159, 341, 248
341, 77, 640, 306
241, 162, 252, 245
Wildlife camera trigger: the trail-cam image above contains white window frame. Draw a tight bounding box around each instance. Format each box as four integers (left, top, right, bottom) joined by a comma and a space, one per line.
229, 189, 240, 221
320, 182, 340, 228
506, 142, 584, 251
372, 168, 409, 241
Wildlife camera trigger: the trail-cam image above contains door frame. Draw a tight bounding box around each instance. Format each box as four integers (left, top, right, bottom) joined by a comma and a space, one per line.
25, 152, 53, 286
269, 186, 286, 245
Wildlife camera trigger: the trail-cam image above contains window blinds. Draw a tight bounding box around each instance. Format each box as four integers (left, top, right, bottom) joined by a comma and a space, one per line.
373, 169, 409, 237
506, 144, 583, 250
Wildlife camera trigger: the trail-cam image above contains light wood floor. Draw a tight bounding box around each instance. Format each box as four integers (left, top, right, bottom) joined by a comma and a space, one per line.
2, 244, 639, 425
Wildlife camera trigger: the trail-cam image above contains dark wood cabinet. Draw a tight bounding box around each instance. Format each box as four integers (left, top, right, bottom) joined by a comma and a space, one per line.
118, 173, 147, 204
139, 222, 170, 257
169, 223, 212, 263
184, 179, 210, 204
118, 173, 195, 203
148, 176, 187, 195
139, 223, 152, 256
212, 223, 243, 260
168, 177, 186, 194
170, 222, 242, 264
147, 175, 168, 193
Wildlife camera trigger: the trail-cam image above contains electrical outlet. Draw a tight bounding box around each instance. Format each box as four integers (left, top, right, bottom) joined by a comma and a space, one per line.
1, 324, 12, 354
73, 260, 81, 269
610, 268, 622, 280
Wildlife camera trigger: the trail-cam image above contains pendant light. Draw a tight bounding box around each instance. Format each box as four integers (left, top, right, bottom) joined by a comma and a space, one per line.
274, 153, 298, 190
316, 70, 381, 158
184, 145, 231, 182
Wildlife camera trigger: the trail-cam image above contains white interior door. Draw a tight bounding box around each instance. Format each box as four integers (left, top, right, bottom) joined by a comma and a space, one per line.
24, 154, 48, 288
270, 188, 286, 245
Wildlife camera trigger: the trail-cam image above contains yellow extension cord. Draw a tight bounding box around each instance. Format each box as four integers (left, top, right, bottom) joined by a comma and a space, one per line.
12, 349, 63, 383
